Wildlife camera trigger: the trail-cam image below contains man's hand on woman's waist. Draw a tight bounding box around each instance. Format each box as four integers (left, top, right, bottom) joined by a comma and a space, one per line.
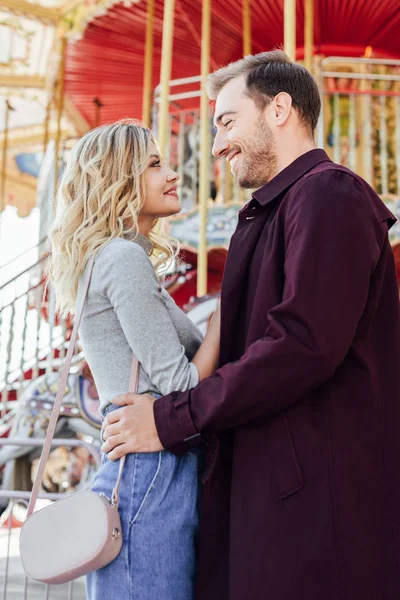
101, 393, 164, 459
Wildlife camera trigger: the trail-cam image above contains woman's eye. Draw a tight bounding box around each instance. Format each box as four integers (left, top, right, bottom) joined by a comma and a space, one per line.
151, 160, 161, 167
223, 120, 232, 128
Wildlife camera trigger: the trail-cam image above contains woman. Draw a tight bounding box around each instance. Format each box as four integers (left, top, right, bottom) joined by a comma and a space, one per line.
47, 120, 220, 600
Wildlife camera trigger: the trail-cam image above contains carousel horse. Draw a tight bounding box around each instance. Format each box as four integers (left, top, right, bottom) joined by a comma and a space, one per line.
0, 362, 101, 508
0, 288, 220, 509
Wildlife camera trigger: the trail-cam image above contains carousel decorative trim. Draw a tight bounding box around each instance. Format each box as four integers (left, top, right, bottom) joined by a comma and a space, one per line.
170, 202, 243, 250
61, 0, 143, 42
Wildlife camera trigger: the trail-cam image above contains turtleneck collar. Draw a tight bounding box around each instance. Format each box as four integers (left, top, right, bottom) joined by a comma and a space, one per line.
123, 229, 153, 256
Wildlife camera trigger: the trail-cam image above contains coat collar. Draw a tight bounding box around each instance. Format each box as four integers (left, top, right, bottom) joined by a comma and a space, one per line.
252, 149, 331, 206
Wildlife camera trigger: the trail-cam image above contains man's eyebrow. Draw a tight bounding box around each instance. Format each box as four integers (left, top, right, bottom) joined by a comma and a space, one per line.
213, 111, 237, 127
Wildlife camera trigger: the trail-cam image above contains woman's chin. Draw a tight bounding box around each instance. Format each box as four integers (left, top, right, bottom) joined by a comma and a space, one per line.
164, 199, 182, 216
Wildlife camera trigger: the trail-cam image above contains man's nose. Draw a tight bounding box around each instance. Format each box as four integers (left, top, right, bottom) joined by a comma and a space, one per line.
212, 130, 229, 158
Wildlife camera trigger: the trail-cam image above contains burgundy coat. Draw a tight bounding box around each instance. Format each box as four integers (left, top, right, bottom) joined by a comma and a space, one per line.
154, 149, 400, 600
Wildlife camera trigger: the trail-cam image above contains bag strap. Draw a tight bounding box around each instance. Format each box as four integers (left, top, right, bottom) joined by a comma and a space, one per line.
27, 254, 139, 517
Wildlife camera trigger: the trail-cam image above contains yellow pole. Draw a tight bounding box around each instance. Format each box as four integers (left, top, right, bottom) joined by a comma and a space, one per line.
158, 0, 176, 157
243, 0, 251, 56
1, 100, 13, 215
197, 0, 211, 297
284, 0, 296, 61
240, 0, 251, 205
43, 96, 52, 155
142, 0, 155, 127
304, 0, 313, 71
54, 36, 67, 210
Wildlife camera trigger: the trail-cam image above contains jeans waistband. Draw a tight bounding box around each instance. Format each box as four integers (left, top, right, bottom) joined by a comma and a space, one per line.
101, 394, 162, 420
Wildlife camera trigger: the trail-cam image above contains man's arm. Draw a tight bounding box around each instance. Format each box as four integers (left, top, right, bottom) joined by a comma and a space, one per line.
154, 172, 385, 451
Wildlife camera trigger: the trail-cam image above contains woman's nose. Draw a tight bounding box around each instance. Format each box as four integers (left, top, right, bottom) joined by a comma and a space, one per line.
167, 170, 179, 183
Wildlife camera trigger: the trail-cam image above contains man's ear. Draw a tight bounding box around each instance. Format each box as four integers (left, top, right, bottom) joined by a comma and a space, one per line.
272, 92, 293, 127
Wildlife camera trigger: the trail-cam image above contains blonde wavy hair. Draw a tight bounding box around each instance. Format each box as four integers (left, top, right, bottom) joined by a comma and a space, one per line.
47, 120, 179, 317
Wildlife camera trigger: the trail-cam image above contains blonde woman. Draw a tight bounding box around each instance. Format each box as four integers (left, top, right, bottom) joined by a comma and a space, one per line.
48, 121, 220, 600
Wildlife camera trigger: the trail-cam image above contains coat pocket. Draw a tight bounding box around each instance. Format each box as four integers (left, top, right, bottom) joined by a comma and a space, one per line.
268, 414, 304, 500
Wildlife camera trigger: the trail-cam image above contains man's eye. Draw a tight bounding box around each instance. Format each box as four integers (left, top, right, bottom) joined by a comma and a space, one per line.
223, 120, 232, 128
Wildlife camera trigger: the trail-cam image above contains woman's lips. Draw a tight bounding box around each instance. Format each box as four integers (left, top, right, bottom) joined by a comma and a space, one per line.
164, 188, 179, 198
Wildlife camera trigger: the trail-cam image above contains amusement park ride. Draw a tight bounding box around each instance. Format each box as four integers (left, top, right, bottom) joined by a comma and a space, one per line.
1, 0, 400, 523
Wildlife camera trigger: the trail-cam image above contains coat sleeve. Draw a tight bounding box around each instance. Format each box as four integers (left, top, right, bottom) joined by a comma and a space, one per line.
154, 171, 386, 450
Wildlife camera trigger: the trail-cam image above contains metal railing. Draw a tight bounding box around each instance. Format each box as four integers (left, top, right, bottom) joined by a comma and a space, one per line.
153, 58, 400, 203
315, 56, 400, 195
0, 251, 69, 418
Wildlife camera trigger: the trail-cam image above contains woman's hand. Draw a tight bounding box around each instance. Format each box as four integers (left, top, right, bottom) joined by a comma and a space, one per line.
101, 393, 164, 460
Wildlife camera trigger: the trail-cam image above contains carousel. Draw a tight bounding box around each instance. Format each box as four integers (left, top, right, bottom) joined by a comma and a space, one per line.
0, 0, 400, 536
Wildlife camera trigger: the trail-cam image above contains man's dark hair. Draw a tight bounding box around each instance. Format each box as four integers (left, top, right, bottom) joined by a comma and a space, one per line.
206, 50, 321, 133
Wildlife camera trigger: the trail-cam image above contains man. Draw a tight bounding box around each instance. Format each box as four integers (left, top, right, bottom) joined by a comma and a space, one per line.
102, 51, 400, 599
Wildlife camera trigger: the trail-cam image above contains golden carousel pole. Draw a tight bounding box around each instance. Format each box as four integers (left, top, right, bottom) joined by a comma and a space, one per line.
304, 0, 313, 72
142, 0, 155, 127
243, 0, 251, 55
0, 100, 14, 220
54, 35, 67, 210
158, 0, 176, 157
237, 0, 252, 204
43, 95, 52, 155
197, 0, 211, 297
284, 0, 296, 62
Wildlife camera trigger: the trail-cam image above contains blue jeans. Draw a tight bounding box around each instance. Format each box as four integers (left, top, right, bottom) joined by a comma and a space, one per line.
86, 403, 202, 600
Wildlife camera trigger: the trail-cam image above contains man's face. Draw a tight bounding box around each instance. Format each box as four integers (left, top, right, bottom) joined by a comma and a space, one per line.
212, 75, 278, 189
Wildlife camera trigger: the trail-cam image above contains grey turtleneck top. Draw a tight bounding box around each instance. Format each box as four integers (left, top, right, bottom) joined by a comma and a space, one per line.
77, 233, 203, 415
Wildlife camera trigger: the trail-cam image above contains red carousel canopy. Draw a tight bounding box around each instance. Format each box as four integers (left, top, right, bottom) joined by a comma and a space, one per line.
65, 0, 400, 127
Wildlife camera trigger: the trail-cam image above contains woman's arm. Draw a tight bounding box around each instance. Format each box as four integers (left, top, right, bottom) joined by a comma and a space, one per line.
97, 240, 200, 396
192, 303, 220, 380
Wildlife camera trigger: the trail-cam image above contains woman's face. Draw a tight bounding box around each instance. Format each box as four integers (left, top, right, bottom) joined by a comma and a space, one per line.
140, 141, 181, 219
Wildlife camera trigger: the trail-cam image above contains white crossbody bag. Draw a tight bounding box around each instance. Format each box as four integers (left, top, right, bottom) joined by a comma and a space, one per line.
20, 254, 138, 584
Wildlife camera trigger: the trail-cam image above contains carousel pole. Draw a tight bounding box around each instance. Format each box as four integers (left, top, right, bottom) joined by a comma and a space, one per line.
238, 0, 252, 204
243, 0, 251, 55
53, 35, 67, 210
284, 0, 296, 61
304, 0, 313, 72
142, 0, 155, 128
158, 0, 176, 157
197, 0, 211, 297
0, 100, 14, 220
43, 95, 52, 155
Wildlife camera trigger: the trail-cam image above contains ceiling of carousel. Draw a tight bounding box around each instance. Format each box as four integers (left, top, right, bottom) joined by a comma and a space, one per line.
65, 0, 400, 127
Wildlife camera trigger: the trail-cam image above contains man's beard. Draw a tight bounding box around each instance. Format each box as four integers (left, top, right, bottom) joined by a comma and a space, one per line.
233, 118, 278, 189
